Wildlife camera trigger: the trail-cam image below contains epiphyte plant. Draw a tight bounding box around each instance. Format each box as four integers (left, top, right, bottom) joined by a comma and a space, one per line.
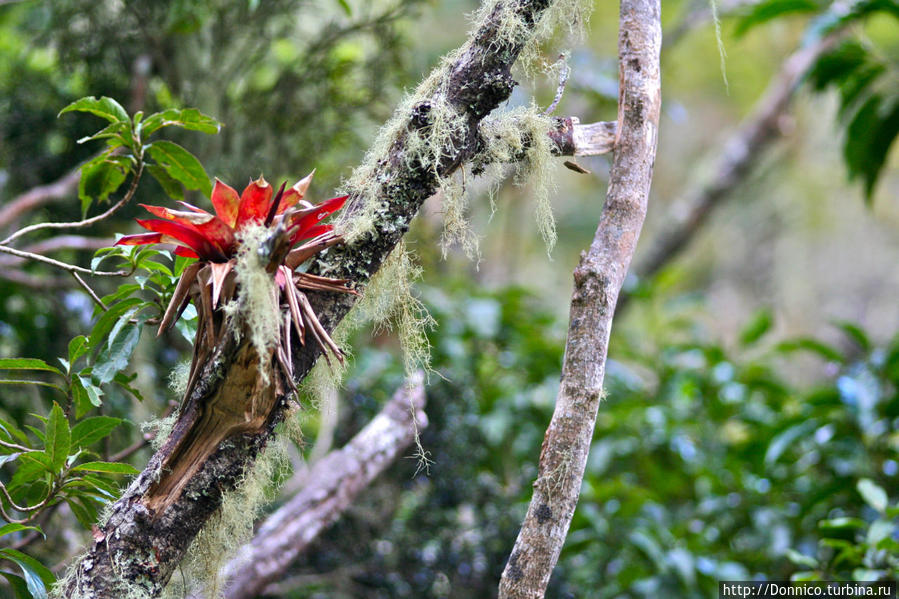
117, 173, 354, 401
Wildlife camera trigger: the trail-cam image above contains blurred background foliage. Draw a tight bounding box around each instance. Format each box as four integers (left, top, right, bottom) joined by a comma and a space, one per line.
0, 0, 897, 597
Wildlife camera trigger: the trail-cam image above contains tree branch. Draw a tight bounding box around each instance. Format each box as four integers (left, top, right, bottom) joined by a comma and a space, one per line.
498, 0, 661, 596
625, 33, 839, 296
214, 375, 426, 599
0, 171, 79, 232
0, 236, 112, 267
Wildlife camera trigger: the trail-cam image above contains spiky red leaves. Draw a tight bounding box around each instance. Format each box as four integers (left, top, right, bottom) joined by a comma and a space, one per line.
115, 173, 346, 262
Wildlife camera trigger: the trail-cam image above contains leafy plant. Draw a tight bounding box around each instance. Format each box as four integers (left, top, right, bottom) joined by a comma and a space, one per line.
736, 0, 899, 201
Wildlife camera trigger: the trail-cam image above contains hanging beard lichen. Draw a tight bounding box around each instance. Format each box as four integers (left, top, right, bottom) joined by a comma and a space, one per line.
222, 224, 282, 386
160, 437, 290, 599
336, 0, 592, 252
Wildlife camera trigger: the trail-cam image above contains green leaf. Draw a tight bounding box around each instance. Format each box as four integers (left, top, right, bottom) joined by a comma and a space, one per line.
0, 419, 31, 447
808, 41, 868, 91
0, 359, 62, 375
58, 96, 129, 124
78, 152, 131, 215
67, 336, 90, 366
146, 164, 185, 202
92, 322, 142, 386
76, 120, 131, 147
45, 402, 71, 472
866, 519, 893, 545
79, 474, 121, 499
145, 140, 211, 196
775, 338, 844, 363
335, 0, 352, 15
765, 419, 817, 465
98, 283, 142, 308
739, 308, 773, 346
107, 304, 147, 351
734, 0, 821, 37
113, 372, 144, 402
140, 108, 221, 136
65, 497, 98, 530
857, 478, 889, 512
8, 452, 53, 492
843, 92, 899, 202
833, 321, 870, 352
0, 453, 21, 468
0, 571, 32, 599
784, 548, 818, 569
0, 524, 43, 540
70, 376, 101, 419
819, 517, 867, 530
72, 461, 139, 475
70, 416, 122, 449
0, 549, 53, 599
88, 298, 143, 352
0, 380, 66, 394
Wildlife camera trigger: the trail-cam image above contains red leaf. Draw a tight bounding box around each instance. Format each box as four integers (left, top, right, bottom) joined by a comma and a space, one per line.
290, 224, 332, 244
287, 195, 347, 241
135, 218, 226, 261
116, 232, 163, 246
236, 176, 273, 229
140, 204, 236, 256
175, 246, 200, 258
211, 179, 240, 228
278, 170, 315, 215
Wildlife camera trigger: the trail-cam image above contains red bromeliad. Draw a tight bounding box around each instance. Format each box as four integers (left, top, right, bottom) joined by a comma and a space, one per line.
118, 172, 355, 398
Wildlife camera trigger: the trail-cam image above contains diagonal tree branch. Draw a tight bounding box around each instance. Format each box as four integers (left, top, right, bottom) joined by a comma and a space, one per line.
499, 0, 662, 596
0, 170, 80, 232
59, 1, 591, 596
626, 33, 840, 295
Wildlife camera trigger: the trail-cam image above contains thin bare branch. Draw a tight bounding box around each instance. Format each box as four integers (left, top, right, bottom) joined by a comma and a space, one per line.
71, 272, 108, 311
499, 0, 662, 596
0, 163, 142, 247
0, 244, 127, 276
0, 171, 80, 231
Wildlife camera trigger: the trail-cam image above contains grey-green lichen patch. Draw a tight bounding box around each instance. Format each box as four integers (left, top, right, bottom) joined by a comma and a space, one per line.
229, 224, 281, 385
477, 104, 558, 252
472, 0, 592, 77
167, 360, 191, 400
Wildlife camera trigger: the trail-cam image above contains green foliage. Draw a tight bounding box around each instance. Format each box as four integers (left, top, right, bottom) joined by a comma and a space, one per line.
59, 94, 220, 213
736, 0, 899, 201
286, 284, 899, 598
807, 36, 899, 202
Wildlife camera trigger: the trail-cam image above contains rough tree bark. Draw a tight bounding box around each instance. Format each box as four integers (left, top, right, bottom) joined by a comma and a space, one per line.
60, 1, 597, 596
498, 0, 661, 597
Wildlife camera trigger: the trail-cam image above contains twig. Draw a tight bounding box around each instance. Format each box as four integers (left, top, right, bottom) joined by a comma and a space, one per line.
542, 55, 570, 116
71, 272, 108, 312
0, 163, 143, 247
498, 0, 662, 597
0, 244, 127, 276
